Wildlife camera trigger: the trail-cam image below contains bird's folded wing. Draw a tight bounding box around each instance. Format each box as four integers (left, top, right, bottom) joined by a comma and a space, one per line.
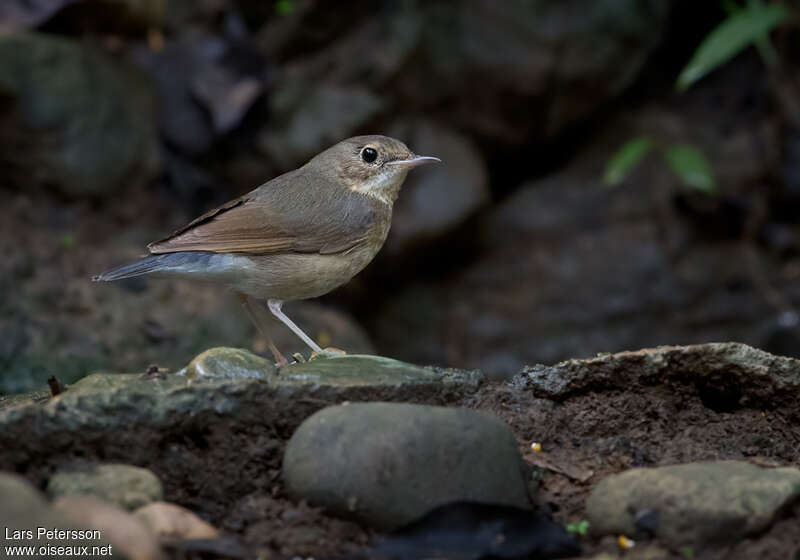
147, 173, 376, 256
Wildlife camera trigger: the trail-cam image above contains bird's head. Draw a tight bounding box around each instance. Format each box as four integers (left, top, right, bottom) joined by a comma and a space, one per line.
309, 135, 440, 205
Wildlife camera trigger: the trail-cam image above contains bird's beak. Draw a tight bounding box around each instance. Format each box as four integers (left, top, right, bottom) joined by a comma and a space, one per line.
387, 155, 442, 168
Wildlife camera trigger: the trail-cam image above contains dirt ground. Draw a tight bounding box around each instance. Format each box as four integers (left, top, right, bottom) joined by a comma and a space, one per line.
136, 374, 800, 559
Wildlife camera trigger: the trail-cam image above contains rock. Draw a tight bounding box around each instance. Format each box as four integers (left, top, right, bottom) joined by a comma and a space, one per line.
0, 32, 159, 196
54, 495, 163, 560
131, 31, 270, 155
191, 65, 264, 135
134, 502, 218, 541
47, 464, 164, 510
0, 353, 482, 522
283, 402, 531, 529
441, 154, 799, 375
130, 33, 219, 156
259, 85, 384, 167
370, 502, 580, 559
0, 0, 72, 28
385, 119, 489, 255
586, 461, 800, 548
182, 347, 276, 380
0, 353, 481, 430
0, 472, 110, 555
260, 1, 668, 150
520, 342, 800, 409
404, 0, 669, 145
279, 354, 481, 388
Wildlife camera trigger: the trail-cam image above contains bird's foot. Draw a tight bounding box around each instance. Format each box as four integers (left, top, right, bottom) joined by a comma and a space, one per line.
272, 353, 289, 368
309, 347, 347, 361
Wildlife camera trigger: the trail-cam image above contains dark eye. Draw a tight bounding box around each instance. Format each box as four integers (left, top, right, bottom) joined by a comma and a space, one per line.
361, 147, 378, 163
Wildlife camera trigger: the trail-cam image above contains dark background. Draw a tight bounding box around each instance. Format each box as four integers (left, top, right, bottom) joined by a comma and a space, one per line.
2, 0, 799, 393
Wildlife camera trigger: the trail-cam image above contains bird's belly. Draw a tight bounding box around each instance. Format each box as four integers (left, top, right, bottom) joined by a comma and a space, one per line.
230, 249, 377, 301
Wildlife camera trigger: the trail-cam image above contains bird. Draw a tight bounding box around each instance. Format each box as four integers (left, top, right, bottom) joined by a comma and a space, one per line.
93, 135, 440, 365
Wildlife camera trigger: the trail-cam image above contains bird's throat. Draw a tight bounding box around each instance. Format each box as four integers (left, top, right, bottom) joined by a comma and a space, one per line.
348, 168, 408, 205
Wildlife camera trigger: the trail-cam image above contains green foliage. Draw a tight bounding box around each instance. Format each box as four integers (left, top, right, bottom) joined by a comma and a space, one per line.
604, 139, 716, 194
605, 2, 793, 191
680, 545, 696, 559
274, 0, 295, 16
663, 145, 716, 194
603, 137, 653, 186
677, 0, 789, 91
565, 520, 590, 536
58, 233, 76, 249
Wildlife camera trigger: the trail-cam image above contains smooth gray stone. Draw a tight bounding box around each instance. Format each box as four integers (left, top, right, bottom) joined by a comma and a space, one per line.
283, 402, 531, 529
586, 461, 800, 548
47, 464, 164, 511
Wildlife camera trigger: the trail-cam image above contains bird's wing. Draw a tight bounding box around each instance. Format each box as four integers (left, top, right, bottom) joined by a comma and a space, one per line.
147, 169, 378, 255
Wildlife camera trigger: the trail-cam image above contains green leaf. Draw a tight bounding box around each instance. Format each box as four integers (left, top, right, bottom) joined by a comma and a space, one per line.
566, 520, 590, 535
603, 137, 654, 187
663, 145, 716, 194
676, 2, 789, 91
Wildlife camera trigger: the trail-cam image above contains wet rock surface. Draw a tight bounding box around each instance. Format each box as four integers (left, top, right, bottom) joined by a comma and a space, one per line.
0, 354, 483, 437
586, 461, 800, 548
47, 463, 164, 511
283, 402, 531, 529
181, 347, 276, 380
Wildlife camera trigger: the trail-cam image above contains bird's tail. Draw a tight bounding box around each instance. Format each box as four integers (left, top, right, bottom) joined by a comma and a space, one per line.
92, 252, 216, 282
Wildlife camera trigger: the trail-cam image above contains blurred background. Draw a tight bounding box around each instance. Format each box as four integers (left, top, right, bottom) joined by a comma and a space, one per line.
2, 0, 800, 393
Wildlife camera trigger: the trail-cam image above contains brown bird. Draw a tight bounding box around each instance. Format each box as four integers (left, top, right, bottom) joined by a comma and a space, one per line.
94, 135, 440, 365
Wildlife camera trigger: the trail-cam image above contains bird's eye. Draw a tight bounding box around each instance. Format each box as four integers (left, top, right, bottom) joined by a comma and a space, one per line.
361, 147, 378, 163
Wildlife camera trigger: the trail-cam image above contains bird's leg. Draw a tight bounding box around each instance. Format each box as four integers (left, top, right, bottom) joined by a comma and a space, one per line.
267, 299, 322, 353
238, 294, 288, 367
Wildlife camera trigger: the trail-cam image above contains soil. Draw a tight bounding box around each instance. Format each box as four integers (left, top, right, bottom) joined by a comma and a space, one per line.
473, 382, 800, 559
13, 374, 800, 559
60, 371, 796, 559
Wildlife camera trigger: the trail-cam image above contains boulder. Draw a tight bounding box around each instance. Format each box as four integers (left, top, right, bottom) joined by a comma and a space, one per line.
134, 502, 218, 541
54, 495, 163, 560
47, 464, 164, 511
283, 402, 531, 529
586, 461, 800, 548
0, 32, 159, 196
